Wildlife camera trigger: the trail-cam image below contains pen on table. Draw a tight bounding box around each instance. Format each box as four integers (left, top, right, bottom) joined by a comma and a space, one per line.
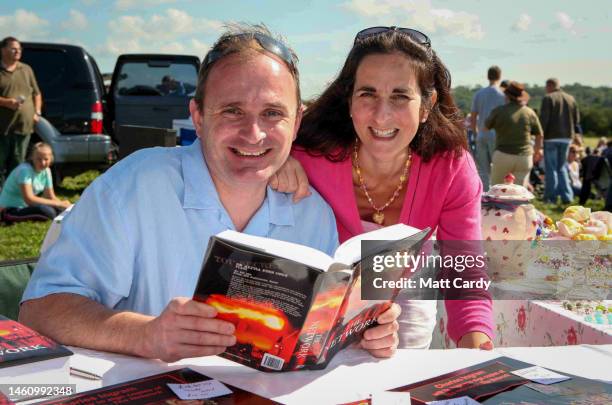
70, 367, 102, 380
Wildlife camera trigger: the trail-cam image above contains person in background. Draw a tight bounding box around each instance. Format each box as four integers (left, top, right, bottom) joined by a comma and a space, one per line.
603, 141, 612, 211
579, 147, 600, 205
567, 144, 582, 197
157, 75, 186, 96
470, 66, 505, 191
274, 26, 495, 350
595, 137, 608, 156
571, 134, 585, 160
0, 142, 70, 224
485, 81, 543, 187
0, 36, 43, 186
540, 78, 580, 204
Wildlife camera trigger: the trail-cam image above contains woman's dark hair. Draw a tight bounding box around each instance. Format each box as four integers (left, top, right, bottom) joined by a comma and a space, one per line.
295, 30, 466, 162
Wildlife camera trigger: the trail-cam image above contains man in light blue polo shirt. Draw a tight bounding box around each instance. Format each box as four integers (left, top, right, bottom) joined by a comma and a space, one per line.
19, 24, 400, 363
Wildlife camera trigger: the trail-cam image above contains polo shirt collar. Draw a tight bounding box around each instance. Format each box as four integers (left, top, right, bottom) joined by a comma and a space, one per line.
180, 139, 295, 227
265, 186, 295, 226
0, 61, 22, 72
181, 139, 222, 210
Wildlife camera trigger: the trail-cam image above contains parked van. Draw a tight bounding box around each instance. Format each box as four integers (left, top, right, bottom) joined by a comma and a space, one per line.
21, 42, 112, 165
106, 54, 200, 142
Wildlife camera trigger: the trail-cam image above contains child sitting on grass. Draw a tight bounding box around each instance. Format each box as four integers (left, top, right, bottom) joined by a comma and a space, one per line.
0, 142, 71, 224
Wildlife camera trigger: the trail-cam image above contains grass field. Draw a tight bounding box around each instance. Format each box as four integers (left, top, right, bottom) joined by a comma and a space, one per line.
0, 137, 609, 261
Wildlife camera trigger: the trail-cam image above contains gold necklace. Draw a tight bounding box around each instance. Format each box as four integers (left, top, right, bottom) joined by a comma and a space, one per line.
353, 141, 412, 225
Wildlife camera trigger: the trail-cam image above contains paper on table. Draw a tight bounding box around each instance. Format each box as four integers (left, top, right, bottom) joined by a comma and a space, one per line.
69, 353, 115, 380
511, 366, 571, 385
167, 380, 233, 400
427, 396, 481, 405
371, 391, 411, 405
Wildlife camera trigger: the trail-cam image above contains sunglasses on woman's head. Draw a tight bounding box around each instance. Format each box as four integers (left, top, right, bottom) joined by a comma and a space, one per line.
203, 33, 297, 73
354, 26, 431, 47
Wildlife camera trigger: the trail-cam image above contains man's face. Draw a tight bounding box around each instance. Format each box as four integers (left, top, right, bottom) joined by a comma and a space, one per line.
1, 41, 21, 63
190, 52, 301, 190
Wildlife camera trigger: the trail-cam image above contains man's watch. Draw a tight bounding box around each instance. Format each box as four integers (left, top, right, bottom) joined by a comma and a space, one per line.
35, 111, 42, 116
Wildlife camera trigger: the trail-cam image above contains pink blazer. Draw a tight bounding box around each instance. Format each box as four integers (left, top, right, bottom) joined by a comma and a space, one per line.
292, 148, 494, 343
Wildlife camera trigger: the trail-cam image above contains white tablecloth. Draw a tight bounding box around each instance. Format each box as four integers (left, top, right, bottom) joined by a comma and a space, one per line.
68, 344, 612, 405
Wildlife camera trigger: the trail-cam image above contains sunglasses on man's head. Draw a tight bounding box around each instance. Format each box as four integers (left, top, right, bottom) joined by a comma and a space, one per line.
354, 26, 431, 47
203, 33, 297, 72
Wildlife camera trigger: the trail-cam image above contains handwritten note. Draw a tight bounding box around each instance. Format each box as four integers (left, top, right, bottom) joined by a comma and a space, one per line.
167, 379, 233, 400
511, 366, 571, 385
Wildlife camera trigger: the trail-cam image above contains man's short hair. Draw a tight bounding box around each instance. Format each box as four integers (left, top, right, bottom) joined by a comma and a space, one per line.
1, 36, 19, 48
487, 66, 501, 81
194, 23, 300, 110
546, 78, 560, 89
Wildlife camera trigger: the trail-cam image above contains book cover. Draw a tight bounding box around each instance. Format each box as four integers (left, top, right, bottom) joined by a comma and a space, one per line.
0, 315, 72, 370
37, 367, 277, 404
193, 225, 430, 372
348, 356, 612, 404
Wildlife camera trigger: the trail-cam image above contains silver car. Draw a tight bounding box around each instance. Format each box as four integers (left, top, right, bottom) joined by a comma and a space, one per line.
35, 117, 113, 164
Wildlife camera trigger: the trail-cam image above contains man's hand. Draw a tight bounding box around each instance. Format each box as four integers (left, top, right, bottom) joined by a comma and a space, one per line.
4, 98, 21, 111
142, 297, 236, 362
533, 148, 543, 164
33, 113, 41, 123
268, 156, 311, 203
360, 303, 400, 358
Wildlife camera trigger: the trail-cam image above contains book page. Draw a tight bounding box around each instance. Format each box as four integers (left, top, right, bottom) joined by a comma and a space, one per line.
217, 230, 335, 271
333, 224, 424, 265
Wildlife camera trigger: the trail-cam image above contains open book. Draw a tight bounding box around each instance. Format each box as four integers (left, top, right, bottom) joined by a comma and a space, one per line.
193, 224, 430, 372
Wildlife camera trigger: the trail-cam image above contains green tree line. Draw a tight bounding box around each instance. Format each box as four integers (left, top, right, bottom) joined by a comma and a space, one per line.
452, 83, 612, 136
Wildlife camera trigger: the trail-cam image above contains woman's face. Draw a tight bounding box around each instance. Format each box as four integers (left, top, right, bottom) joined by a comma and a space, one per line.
32, 148, 53, 172
350, 52, 427, 158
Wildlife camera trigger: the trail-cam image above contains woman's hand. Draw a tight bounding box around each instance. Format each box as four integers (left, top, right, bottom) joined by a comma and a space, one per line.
268, 156, 311, 203
457, 331, 493, 350
360, 303, 400, 358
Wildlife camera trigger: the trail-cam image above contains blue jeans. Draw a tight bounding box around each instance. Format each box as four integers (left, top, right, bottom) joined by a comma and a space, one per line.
1, 205, 60, 223
475, 131, 496, 191
544, 141, 573, 203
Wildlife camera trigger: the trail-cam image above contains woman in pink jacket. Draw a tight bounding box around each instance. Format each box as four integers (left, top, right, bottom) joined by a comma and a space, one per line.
277, 27, 494, 349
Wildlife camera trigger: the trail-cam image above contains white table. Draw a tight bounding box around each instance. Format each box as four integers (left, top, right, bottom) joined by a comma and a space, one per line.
68, 344, 612, 405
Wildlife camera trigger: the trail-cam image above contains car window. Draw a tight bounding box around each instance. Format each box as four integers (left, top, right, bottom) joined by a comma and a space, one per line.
21, 49, 69, 99
115, 62, 197, 97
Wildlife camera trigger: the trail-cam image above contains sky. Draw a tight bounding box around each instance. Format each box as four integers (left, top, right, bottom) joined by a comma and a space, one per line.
1, 0, 611, 98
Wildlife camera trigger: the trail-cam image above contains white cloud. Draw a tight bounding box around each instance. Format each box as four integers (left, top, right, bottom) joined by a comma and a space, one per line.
554, 11, 577, 35
61, 9, 88, 30
115, 0, 177, 11
99, 8, 221, 59
512, 13, 532, 32
342, 0, 484, 40
0, 9, 49, 40
108, 9, 222, 41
